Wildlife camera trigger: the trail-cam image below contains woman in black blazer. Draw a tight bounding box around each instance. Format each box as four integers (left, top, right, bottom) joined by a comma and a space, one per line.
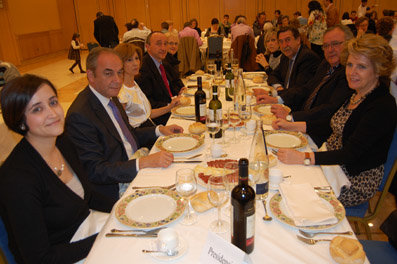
272, 34, 397, 207
0, 75, 116, 263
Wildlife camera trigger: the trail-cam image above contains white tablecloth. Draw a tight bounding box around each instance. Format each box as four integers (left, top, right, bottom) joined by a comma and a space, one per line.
84, 86, 369, 264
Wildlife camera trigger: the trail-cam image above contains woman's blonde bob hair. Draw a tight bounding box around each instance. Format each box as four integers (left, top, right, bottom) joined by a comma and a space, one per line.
113, 43, 143, 66
340, 34, 396, 78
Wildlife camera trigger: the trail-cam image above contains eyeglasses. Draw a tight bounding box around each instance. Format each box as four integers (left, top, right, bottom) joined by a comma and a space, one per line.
168, 42, 178, 46
322, 41, 344, 50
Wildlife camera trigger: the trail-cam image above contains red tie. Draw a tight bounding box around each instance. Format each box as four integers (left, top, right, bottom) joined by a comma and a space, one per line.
159, 64, 173, 98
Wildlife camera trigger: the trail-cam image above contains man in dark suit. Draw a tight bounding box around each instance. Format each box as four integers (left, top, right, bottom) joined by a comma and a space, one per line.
266, 26, 320, 95
136, 32, 185, 125
93, 11, 119, 48
65, 47, 182, 200
262, 25, 354, 123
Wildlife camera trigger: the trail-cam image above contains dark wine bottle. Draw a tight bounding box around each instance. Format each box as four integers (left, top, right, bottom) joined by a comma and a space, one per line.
231, 158, 256, 254
225, 63, 234, 101
208, 85, 222, 138
194, 76, 206, 124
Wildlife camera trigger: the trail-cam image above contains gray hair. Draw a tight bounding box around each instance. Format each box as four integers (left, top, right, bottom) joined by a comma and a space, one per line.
86, 47, 121, 73
324, 24, 354, 41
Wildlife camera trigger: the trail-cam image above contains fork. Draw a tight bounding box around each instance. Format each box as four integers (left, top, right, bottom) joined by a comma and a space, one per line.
299, 229, 353, 238
131, 183, 176, 190
110, 227, 164, 234
296, 235, 332, 245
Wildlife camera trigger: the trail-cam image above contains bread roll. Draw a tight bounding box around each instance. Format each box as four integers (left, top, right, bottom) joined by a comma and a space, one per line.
180, 96, 191, 106
261, 113, 276, 125
195, 70, 205, 75
329, 236, 365, 264
190, 191, 213, 213
189, 122, 206, 135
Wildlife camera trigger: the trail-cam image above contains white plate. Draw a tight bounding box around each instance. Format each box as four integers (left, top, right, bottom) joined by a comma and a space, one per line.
254, 104, 272, 115
156, 134, 204, 153
147, 236, 188, 261
266, 133, 301, 148
115, 189, 185, 229
172, 105, 195, 117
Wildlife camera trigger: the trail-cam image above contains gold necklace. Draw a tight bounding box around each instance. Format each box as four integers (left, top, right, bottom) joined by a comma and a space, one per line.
54, 163, 65, 177
350, 93, 366, 105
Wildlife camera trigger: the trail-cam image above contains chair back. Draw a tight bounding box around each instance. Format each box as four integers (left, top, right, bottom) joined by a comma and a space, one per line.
124, 37, 145, 54
0, 217, 16, 264
207, 36, 223, 60
177, 37, 202, 76
231, 34, 259, 72
380, 129, 397, 190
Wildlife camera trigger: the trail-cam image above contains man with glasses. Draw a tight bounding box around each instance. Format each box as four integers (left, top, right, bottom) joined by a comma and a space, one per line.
136, 32, 185, 125
258, 25, 354, 122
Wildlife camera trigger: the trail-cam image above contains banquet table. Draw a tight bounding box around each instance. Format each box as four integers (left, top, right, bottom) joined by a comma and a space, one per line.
84, 77, 369, 264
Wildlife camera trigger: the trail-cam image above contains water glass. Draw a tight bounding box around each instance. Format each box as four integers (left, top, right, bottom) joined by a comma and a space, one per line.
228, 106, 240, 144
175, 168, 197, 225
238, 104, 252, 137
207, 176, 229, 233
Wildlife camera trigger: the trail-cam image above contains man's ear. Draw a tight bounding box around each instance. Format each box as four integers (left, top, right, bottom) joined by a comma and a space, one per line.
87, 70, 95, 83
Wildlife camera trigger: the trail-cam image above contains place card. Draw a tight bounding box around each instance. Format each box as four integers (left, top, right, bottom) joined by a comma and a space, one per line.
199, 231, 248, 264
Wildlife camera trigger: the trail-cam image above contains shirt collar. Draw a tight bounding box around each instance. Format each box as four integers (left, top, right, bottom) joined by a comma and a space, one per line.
149, 54, 162, 67
89, 84, 111, 108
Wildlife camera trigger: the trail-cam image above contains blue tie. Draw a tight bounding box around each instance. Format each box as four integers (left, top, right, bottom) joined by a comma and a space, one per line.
108, 99, 138, 153
285, 59, 294, 89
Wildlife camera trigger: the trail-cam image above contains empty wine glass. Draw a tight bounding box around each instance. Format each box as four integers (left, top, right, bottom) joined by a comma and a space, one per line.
223, 161, 239, 216
207, 63, 216, 76
248, 160, 269, 199
207, 176, 229, 233
238, 104, 252, 137
228, 106, 240, 144
231, 58, 239, 71
220, 108, 230, 146
175, 168, 197, 225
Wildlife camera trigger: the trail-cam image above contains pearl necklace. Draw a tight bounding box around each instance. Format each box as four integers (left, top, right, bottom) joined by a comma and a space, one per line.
54, 164, 65, 177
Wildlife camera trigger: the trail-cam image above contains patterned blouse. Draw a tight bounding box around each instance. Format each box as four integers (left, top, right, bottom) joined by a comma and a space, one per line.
308, 10, 327, 45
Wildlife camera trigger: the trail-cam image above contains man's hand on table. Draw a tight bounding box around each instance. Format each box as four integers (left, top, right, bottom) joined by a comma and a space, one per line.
276, 149, 305, 164
139, 151, 174, 168
159, 124, 184, 135
256, 94, 278, 104
271, 105, 289, 119
178, 87, 187, 95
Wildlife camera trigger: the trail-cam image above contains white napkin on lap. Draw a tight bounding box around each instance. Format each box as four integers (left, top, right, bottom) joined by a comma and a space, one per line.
279, 182, 338, 227
319, 143, 351, 197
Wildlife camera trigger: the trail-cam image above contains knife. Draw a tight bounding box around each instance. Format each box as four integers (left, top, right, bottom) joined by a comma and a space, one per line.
173, 160, 202, 163
106, 233, 157, 238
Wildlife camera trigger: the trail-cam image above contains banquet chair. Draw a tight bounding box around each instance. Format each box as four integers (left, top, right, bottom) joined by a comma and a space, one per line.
124, 37, 145, 53
177, 37, 202, 76
206, 35, 223, 68
0, 217, 16, 264
346, 130, 397, 240
231, 34, 259, 72
359, 240, 397, 264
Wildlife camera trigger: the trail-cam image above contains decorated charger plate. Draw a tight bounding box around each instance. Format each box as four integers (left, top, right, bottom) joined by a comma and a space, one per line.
269, 192, 345, 231
156, 133, 204, 153
264, 130, 308, 149
253, 104, 291, 116
171, 105, 195, 117
115, 189, 186, 229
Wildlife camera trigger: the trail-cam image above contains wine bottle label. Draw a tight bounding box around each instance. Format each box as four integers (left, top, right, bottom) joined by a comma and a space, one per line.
246, 213, 255, 247
208, 109, 222, 121
199, 103, 206, 118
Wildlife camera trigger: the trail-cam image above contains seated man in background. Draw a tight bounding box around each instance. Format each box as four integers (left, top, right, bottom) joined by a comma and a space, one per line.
263, 26, 320, 99
136, 32, 186, 125
231, 16, 254, 42
261, 25, 354, 122
122, 18, 151, 43
66, 47, 183, 200
178, 21, 203, 46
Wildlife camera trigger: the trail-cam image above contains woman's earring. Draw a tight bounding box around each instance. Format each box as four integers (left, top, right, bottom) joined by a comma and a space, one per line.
20, 123, 26, 130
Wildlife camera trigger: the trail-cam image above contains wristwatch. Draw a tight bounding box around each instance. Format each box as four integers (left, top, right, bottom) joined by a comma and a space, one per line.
286, 115, 292, 122
304, 152, 311, 166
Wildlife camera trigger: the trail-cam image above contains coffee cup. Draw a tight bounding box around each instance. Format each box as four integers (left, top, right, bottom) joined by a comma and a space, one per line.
158, 228, 179, 255
269, 168, 283, 190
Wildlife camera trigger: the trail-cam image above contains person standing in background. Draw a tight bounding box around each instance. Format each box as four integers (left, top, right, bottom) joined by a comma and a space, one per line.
324, 0, 339, 27
94, 11, 119, 48
68, 33, 86, 74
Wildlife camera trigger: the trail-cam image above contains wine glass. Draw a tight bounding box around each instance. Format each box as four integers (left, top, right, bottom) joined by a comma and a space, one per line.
206, 113, 221, 148
220, 108, 230, 146
238, 104, 252, 137
207, 175, 229, 233
231, 58, 239, 71
214, 67, 223, 85
248, 160, 269, 199
228, 106, 240, 144
223, 161, 239, 216
175, 168, 197, 225
207, 63, 216, 76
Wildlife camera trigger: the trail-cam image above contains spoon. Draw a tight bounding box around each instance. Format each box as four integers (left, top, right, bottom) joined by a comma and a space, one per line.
142, 249, 178, 256
262, 199, 272, 221
299, 229, 353, 238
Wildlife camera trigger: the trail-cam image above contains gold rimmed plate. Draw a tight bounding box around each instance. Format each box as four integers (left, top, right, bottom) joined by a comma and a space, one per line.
171, 105, 195, 117
269, 192, 345, 231
156, 133, 204, 153
115, 189, 186, 229
264, 130, 308, 149
253, 104, 291, 116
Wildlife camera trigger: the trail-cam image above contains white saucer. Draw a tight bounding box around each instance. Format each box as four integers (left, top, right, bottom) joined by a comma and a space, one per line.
146, 236, 188, 261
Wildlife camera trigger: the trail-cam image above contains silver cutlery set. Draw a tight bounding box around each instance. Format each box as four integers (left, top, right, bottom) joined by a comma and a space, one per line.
297, 229, 353, 245
105, 227, 164, 238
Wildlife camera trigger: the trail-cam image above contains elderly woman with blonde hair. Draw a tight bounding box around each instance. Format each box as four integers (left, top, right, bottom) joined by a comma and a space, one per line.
256, 29, 282, 74
114, 43, 180, 128
272, 34, 397, 207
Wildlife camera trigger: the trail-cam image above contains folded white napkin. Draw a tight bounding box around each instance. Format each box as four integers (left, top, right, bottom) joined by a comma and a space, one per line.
279, 182, 338, 227
319, 143, 351, 197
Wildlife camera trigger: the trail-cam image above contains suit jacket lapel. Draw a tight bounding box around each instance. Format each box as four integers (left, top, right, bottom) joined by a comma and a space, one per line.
146, 55, 172, 99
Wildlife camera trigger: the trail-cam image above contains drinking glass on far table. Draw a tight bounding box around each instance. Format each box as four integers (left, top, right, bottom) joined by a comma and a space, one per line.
207, 175, 229, 233
231, 58, 239, 71
238, 104, 252, 137
228, 106, 240, 144
220, 108, 230, 146
175, 168, 197, 225
206, 113, 221, 147
213, 67, 224, 85
207, 63, 216, 76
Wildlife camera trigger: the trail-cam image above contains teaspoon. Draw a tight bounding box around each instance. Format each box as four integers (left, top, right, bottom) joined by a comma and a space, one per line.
262, 199, 272, 221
